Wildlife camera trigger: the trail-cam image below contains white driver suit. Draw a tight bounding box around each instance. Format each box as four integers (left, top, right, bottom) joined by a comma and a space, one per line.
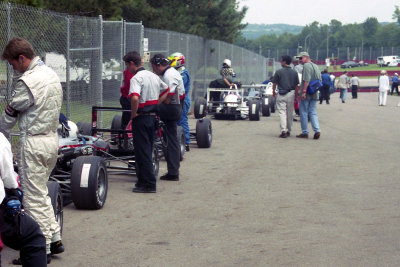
0, 56, 63, 252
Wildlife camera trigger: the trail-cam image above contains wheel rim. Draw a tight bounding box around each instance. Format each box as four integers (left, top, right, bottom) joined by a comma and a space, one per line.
56, 193, 63, 233
96, 167, 107, 201
180, 134, 185, 155
152, 148, 159, 176
208, 124, 212, 143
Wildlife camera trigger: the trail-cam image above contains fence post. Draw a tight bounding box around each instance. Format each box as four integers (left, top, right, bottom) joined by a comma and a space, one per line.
66, 16, 71, 118
120, 19, 124, 87
98, 15, 103, 128
6, 2, 12, 99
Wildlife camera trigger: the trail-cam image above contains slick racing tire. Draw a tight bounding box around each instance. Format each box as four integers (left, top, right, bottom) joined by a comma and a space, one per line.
77, 122, 92, 136
111, 114, 122, 139
47, 181, 63, 234
270, 96, 276, 113
248, 100, 261, 121
261, 97, 271, 117
196, 118, 212, 148
177, 126, 185, 161
194, 97, 207, 119
71, 156, 108, 210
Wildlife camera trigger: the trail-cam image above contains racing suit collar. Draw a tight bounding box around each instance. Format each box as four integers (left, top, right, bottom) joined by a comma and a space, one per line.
135, 67, 145, 74
161, 66, 171, 76
26, 56, 41, 72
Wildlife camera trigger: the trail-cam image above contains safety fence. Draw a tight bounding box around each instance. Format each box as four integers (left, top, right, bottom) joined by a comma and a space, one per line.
0, 2, 267, 129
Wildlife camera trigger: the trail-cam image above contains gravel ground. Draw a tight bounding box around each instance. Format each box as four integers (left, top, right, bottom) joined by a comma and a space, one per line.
2, 92, 400, 266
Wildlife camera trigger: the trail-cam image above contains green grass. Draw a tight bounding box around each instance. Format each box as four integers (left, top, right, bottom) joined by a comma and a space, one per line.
325, 64, 400, 72
62, 100, 121, 128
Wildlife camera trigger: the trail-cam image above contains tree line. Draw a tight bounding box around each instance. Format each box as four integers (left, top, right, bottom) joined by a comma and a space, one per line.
8, 0, 247, 43
236, 6, 400, 59
7, 1, 400, 59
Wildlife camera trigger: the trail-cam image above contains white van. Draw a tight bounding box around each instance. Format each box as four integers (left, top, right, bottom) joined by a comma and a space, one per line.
377, 55, 400, 67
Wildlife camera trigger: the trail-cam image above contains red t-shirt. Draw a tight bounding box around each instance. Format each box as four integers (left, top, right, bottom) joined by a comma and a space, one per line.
120, 69, 134, 98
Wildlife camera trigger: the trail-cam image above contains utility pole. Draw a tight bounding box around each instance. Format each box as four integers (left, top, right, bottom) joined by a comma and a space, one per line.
326, 26, 329, 60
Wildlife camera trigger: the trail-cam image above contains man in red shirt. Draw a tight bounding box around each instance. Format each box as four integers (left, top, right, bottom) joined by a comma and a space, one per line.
120, 68, 134, 130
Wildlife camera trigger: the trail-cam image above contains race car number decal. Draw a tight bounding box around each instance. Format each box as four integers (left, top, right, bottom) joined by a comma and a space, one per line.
80, 163, 91, 188
251, 103, 256, 114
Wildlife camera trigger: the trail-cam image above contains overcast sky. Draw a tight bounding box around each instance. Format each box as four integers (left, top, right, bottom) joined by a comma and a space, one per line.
239, 0, 399, 26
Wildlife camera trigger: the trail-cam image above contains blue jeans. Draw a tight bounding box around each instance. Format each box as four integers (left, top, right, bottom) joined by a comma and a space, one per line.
299, 98, 320, 134
177, 97, 191, 144
340, 88, 347, 102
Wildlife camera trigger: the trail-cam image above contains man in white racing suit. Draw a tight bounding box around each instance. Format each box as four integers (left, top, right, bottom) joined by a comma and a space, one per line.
0, 37, 64, 261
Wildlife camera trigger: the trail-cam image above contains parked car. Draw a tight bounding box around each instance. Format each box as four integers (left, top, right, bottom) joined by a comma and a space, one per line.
340, 61, 360, 68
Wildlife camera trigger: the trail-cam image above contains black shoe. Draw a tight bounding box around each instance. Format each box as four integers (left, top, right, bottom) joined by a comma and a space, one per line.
296, 133, 308, 138
279, 132, 287, 138
50, 240, 65, 254
313, 132, 321, 140
287, 132, 290, 137
326, 101, 329, 104
160, 173, 179, 181
185, 144, 190, 152
13, 255, 52, 265
132, 186, 156, 193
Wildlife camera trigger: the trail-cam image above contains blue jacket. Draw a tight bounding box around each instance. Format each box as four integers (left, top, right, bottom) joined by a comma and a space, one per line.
392, 76, 399, 83
321, 73, 331, 86
180, 68, 191, 101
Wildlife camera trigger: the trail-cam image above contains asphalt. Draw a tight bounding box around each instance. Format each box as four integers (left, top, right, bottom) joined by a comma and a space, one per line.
2, 92, 400, 266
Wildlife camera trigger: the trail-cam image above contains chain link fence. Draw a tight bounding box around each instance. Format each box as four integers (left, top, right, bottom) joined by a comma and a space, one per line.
1, 2, 267, 132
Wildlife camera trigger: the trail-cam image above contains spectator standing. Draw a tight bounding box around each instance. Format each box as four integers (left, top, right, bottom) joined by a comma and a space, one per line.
329, 72, 336, 94
320, 69, 331, 104
120, 68, 134, 130
0, 132, 48, 266
125, 51, 169, 193
169, 52, 191, 152
390, 73, 399, 95
336, 71, 349, 103
0, 37, 64, 261
295, 52, 321, 140
272, 55, 299, 138
151, 54, 184, 182
350, 73, 360, 99
378, 70, 390, 106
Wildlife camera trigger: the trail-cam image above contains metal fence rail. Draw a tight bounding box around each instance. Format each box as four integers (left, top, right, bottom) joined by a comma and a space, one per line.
0, 2, 267, 129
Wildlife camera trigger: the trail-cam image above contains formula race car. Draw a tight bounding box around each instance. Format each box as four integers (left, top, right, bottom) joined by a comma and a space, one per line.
194, 84, 275, 120
50, 115, 109, 210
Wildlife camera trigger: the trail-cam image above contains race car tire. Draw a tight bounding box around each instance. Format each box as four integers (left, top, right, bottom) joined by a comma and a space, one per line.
71, 156, 108, 210
270, 96, 276, 113
177, 126, 185, 161
111, 114, 122, 138
47, 181, 63, 234
196, 118, 212, 148
77, 122, 92, 136
194, 97, 207, 119
152, 145, 160, 178
261, 97, 271, 117
248, 100, 260, 121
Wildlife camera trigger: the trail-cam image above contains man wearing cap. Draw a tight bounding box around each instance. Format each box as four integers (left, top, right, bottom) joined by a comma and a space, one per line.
390, 73, 399, 96
151, 54, 183, 182
295, 52, 321, 140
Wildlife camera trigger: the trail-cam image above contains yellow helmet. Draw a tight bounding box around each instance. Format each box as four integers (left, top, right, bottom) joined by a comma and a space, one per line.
168, 52, 185, 68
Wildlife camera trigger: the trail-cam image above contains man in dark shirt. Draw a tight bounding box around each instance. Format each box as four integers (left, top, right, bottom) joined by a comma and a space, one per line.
272, 55, 299, 138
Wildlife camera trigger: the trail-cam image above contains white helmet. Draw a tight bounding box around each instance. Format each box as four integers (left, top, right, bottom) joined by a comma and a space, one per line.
223, 59, 231, 67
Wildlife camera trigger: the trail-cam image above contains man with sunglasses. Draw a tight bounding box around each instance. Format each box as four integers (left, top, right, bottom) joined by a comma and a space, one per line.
295, 52, 321, 140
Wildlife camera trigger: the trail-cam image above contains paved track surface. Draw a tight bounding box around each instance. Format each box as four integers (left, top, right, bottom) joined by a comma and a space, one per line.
2, 93, 400, 266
